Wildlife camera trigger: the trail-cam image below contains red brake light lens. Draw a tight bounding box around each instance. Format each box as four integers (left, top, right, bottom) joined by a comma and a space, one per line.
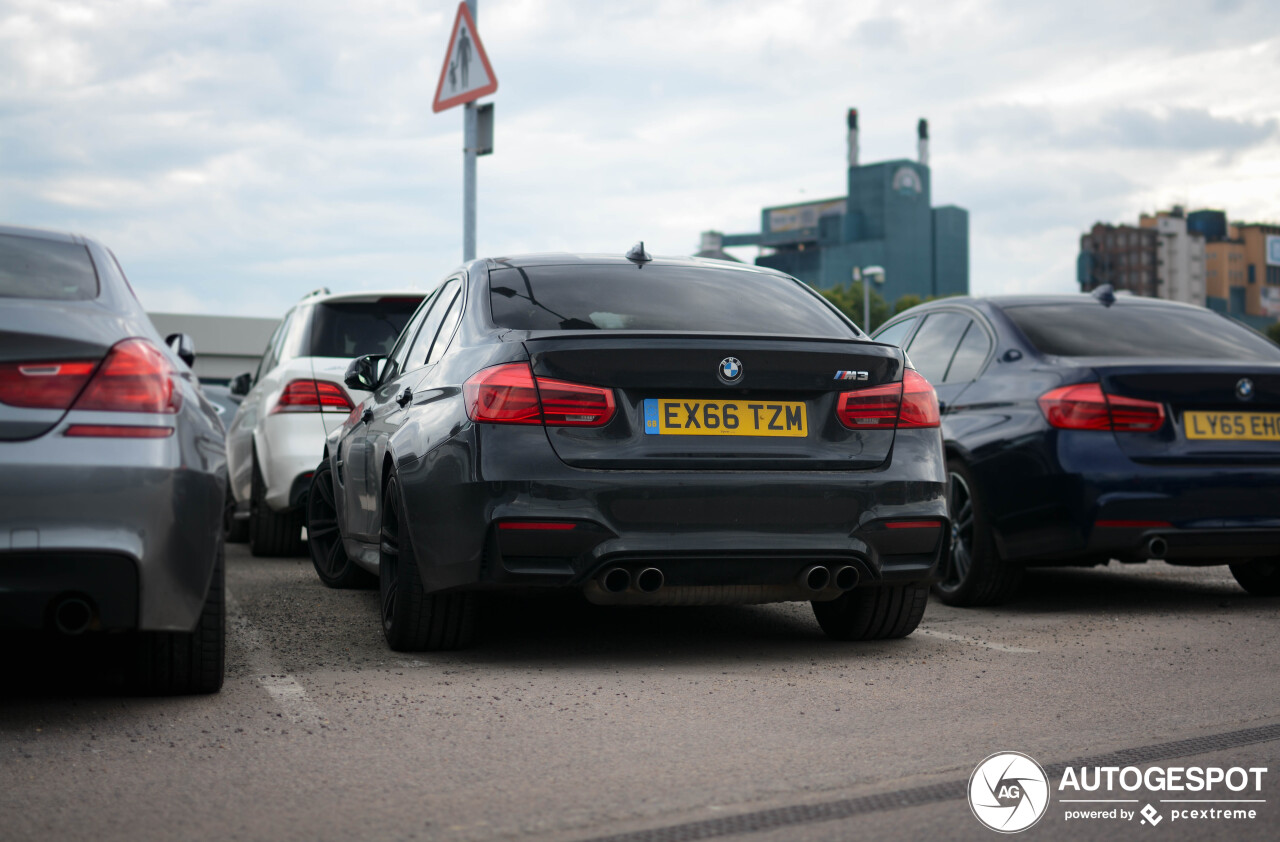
464, 363, 542, 424
73, 339, 180, 414
0, 360, 96, 409
537, 377, 616, 427
899, 369, 941, 428
1038, 383, 1164, 432
273, 380, 355, 413
463, 363, 617, 427
836, 369, 939, 430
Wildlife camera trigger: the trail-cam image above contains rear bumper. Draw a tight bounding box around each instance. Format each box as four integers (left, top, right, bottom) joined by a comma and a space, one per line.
395, 425, 949, 594
0, 434, 223, 631
991, 435, 1280, 563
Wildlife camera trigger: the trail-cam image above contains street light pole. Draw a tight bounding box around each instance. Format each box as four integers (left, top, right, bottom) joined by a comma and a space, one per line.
862, 265, 885, 333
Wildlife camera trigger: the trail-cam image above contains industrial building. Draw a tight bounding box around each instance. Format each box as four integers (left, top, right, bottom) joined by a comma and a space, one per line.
1079, 207, 1280, 331
701, 110, 969, 304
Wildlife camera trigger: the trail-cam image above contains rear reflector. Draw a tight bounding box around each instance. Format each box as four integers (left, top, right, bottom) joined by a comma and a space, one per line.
836, 369, 940, 430
73, 339, 180, 414
464, 363, 616, 427
886, 520, 944, 529
1038, 383, 1164, 432
65, 424, 173, 438
272, 380, 355, 413
0, 360, 96, 409
497, 521, 577, 531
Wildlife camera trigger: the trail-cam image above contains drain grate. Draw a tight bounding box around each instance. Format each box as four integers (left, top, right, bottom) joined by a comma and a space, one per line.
581, 722, 1280, 842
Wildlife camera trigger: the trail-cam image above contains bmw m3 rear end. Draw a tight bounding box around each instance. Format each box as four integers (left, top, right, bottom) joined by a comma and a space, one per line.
312, 249, 949, 650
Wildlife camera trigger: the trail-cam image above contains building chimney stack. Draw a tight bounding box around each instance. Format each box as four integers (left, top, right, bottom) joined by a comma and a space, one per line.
847, 109, 859, 167
917, 119, 929, 167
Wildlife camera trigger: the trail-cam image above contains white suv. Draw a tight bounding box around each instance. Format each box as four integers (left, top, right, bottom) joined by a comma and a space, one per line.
224, 289, 424, 556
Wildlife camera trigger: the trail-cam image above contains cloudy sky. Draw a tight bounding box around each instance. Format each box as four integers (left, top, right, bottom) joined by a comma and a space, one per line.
2, 0, 1278, 317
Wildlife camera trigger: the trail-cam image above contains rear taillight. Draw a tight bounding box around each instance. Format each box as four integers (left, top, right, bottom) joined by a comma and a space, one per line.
464, 363, 616, 427
74, 339, 180, 414
836, 369, 940, 430
1038, 383, 1164, 432
272, 380, 355, 414
0, 360, 96, 409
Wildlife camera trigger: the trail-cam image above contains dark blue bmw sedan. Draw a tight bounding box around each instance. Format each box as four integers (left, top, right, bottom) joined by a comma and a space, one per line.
873, 287, 1280, 605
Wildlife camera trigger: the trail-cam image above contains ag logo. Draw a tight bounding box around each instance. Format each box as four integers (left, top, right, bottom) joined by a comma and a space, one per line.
968, 751, 1050, 833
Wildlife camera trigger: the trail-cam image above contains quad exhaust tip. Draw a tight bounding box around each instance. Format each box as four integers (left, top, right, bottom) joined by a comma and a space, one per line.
800, 565, 831, 592
833, 565, 860, 591
635, 567, 664, 593
600, 567, 631, 594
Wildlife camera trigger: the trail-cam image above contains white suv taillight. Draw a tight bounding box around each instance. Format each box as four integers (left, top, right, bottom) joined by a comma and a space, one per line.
271, 379, 355, 413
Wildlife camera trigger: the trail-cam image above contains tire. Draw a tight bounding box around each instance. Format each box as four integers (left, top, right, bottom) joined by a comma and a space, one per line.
129, 538, 225, 695
379, 472, 476, 651
307, 459, 374, 589
249, 456, 305, 557
224, 483, 249, 544
933, 458, 1023, 606
811, 583, 929, 641
1230, 560, 1280, 596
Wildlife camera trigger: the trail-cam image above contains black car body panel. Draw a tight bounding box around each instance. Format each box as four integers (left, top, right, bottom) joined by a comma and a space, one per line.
325, 255, 949, 610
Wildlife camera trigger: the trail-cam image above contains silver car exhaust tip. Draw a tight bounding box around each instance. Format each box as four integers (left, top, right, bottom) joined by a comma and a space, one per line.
832, 565, 860, 591
799, 565, 831, 592
1146, 536, 1168, 559
53, 597, 93, 635
600, 567, 631, 594
635, 568, 664, 593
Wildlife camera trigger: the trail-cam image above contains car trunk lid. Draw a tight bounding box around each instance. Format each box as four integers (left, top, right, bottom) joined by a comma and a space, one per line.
524, 332, 906, 470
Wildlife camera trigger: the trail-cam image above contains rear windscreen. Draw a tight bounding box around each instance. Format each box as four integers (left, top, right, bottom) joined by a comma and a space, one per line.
309, 299, 421, 358
1003, 303, 1280, 360
489, 264, 854, 336
0, 233, 98, 300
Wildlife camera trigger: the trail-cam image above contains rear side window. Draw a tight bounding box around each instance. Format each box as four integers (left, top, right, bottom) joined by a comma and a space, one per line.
309, 299, 421, 359
489, 264, 853, 336
1003, 303, 1280, 360
906, 312, 971, 384
0, 233, 98, 300
945, 322, 992, 382
872, 317, 917, 348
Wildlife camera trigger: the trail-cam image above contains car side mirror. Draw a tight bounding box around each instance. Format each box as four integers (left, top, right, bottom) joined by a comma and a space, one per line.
344, 354, 384, 392
165, 333, 196, 368
229, 372, 253, 396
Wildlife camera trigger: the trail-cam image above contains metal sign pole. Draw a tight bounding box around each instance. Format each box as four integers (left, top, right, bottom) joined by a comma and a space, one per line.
462, 0, 478, 262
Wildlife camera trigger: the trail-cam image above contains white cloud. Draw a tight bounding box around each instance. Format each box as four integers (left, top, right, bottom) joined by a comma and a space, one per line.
1, 0, 1278, 315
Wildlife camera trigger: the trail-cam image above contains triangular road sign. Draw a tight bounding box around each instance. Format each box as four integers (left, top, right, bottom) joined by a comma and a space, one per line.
432, 2, 498, 113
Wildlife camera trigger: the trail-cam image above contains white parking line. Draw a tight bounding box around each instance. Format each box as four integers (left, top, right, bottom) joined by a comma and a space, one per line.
915, 628, 1038, 653
226, 588, 328, 728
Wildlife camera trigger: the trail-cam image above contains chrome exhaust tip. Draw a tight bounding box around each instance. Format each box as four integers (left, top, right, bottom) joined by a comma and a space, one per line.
635, 567, 664, 593
600, 567, 631, 594
832, 565, 860, 591
1146, 536, 1168, 559
799, 565, 831, 592
53, 597, 93, 635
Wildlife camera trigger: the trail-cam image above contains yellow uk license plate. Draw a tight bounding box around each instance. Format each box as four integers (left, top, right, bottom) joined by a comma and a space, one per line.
1183, 411, 1280, 441
643, 398, 807, 437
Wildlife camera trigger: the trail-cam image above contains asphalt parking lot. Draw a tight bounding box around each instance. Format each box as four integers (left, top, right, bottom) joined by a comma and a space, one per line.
2, 544, 1278, 841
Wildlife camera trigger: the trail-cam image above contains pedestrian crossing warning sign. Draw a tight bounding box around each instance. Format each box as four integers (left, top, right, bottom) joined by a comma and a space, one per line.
432, 2, 498, 113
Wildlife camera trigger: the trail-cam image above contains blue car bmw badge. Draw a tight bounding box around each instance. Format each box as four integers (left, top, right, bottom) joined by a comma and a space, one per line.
719, 357, 743, 384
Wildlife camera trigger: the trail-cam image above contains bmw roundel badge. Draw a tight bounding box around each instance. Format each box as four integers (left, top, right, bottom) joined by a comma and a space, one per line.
1236, 377, 1254, 402
718, 357, 743, 384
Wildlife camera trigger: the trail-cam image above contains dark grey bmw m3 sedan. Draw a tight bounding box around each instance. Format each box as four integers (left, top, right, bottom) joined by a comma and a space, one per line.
307, 249, 948, 650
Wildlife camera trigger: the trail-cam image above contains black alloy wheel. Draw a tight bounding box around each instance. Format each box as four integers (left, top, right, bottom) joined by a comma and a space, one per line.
307, 461, 373, 589
378, 473, 476, 651
933, 459, 1022, 607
